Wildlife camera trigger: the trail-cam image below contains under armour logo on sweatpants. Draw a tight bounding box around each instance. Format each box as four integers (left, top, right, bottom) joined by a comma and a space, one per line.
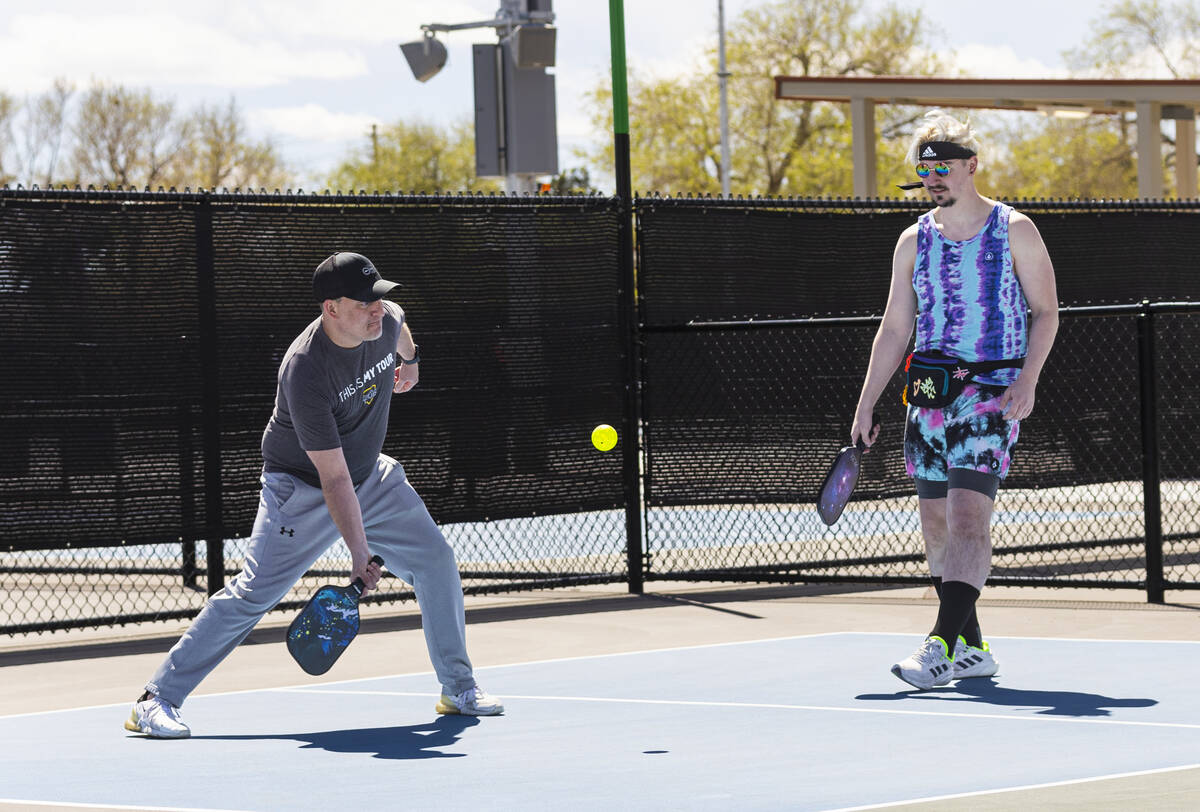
279, 527, 295, 537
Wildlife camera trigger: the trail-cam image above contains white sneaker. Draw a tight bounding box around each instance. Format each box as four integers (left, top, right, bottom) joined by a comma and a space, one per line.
953, 637, 999, 679
435, 686, 505, 716
891, 636, 954, 690
124, 694, 191, 738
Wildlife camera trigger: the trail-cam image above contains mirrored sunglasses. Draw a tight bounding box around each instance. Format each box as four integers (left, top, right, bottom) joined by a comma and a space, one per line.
915, 162, 951, 179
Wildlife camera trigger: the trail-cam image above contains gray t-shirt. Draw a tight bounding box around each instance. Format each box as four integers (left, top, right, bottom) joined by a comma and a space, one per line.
261, 301, 403, 487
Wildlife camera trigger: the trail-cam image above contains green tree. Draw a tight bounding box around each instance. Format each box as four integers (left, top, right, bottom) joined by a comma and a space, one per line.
326, 118, 500, 193
988, 0, 1200, 199
544, 167, 601, 195
978, 116, 1139, 200
582, 0, 946, 196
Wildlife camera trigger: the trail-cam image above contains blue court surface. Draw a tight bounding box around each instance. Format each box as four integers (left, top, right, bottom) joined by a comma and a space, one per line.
3, 633, 1199, 811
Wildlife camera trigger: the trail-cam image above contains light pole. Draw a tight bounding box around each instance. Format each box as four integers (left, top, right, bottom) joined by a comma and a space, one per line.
718, 0, 731, 197
400, 1, 558, 194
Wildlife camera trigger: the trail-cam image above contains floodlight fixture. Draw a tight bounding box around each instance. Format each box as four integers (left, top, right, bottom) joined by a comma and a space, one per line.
509, 24, 556, 69
401, 2, 558, 191
400, 34, 448, 83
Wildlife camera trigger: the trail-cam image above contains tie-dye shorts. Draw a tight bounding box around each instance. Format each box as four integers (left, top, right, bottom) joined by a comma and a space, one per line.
904, 383, 1020, 482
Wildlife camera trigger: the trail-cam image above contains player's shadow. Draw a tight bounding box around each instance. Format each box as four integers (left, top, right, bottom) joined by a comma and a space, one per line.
856, 679, 1157, 717
193, 715, 480, 759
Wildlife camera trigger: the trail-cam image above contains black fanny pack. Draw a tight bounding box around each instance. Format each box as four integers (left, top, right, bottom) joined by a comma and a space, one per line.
904, 350, 1024, 408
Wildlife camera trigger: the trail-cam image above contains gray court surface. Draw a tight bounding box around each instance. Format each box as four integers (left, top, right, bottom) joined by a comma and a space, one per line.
2, 632, 1199, 811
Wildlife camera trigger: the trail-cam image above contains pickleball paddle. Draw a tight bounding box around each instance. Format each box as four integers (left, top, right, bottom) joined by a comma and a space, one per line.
286, 554, 384, 675
816, 414, 879, 526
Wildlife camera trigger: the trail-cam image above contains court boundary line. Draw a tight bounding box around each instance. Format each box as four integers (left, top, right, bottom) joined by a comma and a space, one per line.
826, 762, 1200, 811
3, 630, 1196, 723
270, 687, 1200, 731
846, 631, 1200, 645
0, 633, 838, 721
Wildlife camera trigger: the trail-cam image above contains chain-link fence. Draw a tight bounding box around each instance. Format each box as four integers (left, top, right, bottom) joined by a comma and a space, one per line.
638, 304, 1200, 595
0, 189, 628, 635
3, 191, 1198, 636
634, 196, 1200, 598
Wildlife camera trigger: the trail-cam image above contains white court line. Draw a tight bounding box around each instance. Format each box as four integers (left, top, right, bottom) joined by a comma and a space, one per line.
3, 630, 1196, 722
0, 633, 839, 721
270, 687, 1200, 731
826, 762, 1200, 811
841, 630, 1200, 646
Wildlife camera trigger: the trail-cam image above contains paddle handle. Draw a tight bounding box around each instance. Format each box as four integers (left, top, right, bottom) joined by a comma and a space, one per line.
350, 554, 386, 595
855, 412, 881, 452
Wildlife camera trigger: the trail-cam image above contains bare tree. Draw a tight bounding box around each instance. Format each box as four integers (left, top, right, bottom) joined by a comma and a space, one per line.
71, 83, 192, 188
178, 97, 291, 190
1066, 0, 1200, 78
0, 93, 17, 185
19, 78, 75, 187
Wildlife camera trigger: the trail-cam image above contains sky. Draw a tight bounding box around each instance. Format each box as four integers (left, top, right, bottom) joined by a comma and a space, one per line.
0, 0, 1117, 191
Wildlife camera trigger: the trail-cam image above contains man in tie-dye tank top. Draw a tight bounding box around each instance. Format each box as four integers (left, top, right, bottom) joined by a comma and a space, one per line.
851, 110, 1059, 690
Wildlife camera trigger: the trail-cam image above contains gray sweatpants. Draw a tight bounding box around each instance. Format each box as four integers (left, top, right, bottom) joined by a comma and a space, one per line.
145, 454, 475, 707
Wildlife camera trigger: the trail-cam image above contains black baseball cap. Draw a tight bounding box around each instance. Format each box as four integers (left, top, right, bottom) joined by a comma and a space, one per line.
312, 252, 400, 302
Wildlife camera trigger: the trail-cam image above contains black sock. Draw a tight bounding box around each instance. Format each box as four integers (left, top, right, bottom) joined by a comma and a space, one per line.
931, 576, 983, 650
959, 611, 983, 649
929, 581, 980, 658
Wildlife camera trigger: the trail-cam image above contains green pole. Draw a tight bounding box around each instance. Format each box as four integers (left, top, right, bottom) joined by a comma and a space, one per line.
608, 0, 632, 205
609, 0, 642, 594
609, 0, 630, 139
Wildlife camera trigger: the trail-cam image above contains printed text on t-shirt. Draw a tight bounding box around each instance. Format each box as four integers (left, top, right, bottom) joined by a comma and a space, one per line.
337, 352, 395, 403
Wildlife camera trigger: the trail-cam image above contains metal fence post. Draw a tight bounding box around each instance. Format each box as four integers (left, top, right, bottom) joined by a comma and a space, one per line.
1136, 300, 1165, 603
194, 193, 225, 595
178, 400, 197, 589
610, 0, 644, 594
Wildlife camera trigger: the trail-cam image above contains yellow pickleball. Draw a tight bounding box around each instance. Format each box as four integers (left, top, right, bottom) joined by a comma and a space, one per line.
591, 424, 618, 452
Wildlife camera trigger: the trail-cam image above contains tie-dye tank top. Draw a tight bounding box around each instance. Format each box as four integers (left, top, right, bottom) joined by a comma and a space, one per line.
912, 203, 1028, 386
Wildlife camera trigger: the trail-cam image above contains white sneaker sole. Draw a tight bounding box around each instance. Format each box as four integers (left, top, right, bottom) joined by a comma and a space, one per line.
435, 696, 504, 716
123, 708, 190, 739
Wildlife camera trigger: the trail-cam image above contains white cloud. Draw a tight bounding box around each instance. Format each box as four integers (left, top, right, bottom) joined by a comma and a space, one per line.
0, 0, 1111, 191
233, 0, 492, 43
950, 44, 1068, 79
0, 11, 367, 93
249, 103, 377, 143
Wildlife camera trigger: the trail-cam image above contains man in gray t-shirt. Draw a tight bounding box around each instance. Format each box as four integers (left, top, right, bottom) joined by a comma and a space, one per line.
125, 252, 504, 739
261, 294, 403, 489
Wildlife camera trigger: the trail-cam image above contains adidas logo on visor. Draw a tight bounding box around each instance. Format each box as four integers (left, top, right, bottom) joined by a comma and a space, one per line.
921, 146, 936, 158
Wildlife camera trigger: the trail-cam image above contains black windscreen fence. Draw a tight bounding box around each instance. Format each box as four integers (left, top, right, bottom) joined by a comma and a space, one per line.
636, 198, 1200, 594
1, 191, 628, 633
636, 198, 1200, 322
2, 190, 1198, 635
0, 200, 206, 551
207, 200, 626, 530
